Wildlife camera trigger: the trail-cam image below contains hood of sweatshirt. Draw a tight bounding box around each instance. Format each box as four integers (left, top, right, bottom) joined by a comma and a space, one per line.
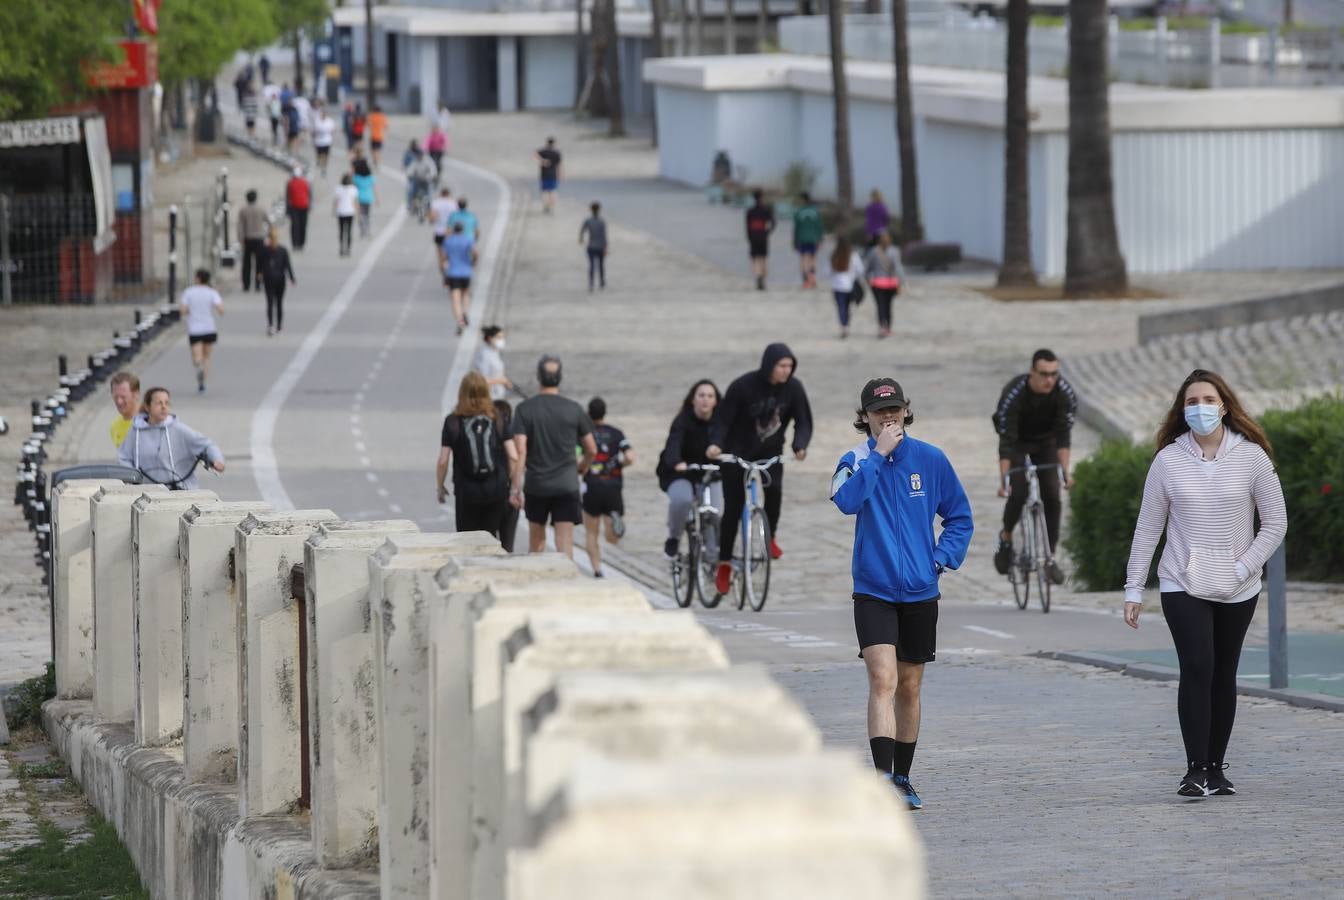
758, 342, 797, 383
1177, 427, 1244, 461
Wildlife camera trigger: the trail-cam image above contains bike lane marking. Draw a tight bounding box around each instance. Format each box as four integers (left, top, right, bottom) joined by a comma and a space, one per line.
964, 625, 1015, 639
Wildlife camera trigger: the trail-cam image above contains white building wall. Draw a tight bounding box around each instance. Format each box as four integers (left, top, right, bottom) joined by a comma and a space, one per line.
523, 36, 577, 109
654, 87, 722, 184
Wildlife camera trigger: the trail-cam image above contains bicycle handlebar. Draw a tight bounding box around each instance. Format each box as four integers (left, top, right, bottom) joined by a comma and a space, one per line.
682, 463, 721, 473
1004, 462, 1065, 478
716, 454, 782, 470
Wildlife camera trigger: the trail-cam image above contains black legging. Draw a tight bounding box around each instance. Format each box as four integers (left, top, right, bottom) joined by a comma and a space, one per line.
718, 461, 783, 562
873, 287, 895, 329
288, 207, 308, 249
587, 248, 606, 288
1162, 591, 1258, 766
241, 238, 265, 290
1003, 439, 1062, 550
337, 216, 353, 254
264, 279, 286, 329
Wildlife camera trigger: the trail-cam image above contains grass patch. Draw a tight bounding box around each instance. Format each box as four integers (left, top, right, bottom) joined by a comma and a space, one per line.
4, 663, 55, 733
0, 815, 149, 899
14, 758, 69, 781
975, 283, 1167, 302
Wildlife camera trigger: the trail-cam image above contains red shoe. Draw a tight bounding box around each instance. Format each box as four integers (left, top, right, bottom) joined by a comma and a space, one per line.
769, 539, 783, 560
714, 562, 733, 596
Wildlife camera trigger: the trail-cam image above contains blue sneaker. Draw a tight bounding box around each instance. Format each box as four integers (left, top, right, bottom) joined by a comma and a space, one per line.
891, 775, 922, 810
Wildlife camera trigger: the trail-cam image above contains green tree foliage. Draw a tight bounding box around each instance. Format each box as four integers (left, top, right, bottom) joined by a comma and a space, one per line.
157, 0, 279, 87
1064, 439, 1161, 592
1262, 393, 1344, 581
0, 0, 125, 119
270, 0, 330, 37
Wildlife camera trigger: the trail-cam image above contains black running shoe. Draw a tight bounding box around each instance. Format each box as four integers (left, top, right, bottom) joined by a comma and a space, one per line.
1206, 764, 1236, 795
1178, 764, 1210, 798
993, 539, 1013, 575
891, 775, 922, 810
663, 538, 679, 560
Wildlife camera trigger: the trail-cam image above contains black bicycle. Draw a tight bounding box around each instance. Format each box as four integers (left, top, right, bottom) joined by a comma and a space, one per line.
1003, 460, 1064, 613
668, 463, 722, 609
136, 451, 219, 491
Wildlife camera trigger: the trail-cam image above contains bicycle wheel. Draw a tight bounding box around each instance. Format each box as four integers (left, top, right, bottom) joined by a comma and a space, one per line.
1009, 518, 1030, 610
694, 513, 722, 609
1032, 506, 1052, 614
740, 506, 772, 612
669, 528, 691, 609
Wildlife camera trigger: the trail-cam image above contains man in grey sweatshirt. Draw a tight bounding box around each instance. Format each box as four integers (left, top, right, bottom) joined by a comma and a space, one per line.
237, 189, 270, 292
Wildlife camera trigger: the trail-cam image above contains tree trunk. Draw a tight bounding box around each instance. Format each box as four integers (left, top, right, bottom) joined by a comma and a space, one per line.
681, 0, 691, 55
1283, 0, 1294, 26
827, 0, 854, 227
1065, 0, 1128, 295
603, 0, 626, 135
865, 0, 881, 12
726, 0, 736, 53
998, 0, 1037, 286
758, 0, 768, 49
292, 31, 305, 96
364, 0, 376, 112
891, 0, 923, 241
576, 0, 587, 104
695, 0, 704, 55
652, 0, 663, 143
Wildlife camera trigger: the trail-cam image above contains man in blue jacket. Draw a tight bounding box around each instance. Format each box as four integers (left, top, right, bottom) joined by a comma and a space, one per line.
831, 378, 973, 810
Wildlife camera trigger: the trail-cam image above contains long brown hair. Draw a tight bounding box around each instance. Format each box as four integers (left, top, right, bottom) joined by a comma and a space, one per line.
453, 371, 496, 421
1154, 368, 1273, 461
830, 235, 853, 273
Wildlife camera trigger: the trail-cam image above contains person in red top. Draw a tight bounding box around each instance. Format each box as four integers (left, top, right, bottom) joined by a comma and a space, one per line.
285, 168, 311, 251
368, 106, 388, 166
745, 189, 775, 291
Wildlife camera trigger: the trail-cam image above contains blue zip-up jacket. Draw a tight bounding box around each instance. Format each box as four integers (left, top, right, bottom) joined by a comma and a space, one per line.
831, 434, 973, 603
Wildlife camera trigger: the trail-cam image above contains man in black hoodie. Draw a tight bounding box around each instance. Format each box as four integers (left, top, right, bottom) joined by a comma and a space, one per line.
707, 343, 813, 596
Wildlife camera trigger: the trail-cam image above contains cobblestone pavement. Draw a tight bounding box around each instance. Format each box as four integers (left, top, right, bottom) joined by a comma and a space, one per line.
0, 727, 92, 855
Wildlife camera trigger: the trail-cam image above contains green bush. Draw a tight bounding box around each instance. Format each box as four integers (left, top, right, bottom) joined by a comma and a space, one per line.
4, 662, 55, 732
1262, 393, 1344, 581
1065, 440, 1161, 592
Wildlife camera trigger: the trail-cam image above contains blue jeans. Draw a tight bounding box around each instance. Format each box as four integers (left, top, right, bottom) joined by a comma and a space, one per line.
587, 247, 606, 288
833, 290, 852, 327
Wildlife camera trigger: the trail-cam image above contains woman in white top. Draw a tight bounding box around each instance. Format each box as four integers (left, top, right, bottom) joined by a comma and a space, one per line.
332, 173, 359, 257
473, 325, 512, 401
827, 235, 865, 339
179, 269, 224, 394
312, 107, 336, 177
1124, 368, 1286, 799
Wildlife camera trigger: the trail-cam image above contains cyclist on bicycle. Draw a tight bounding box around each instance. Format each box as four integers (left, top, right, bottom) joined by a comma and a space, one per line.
992, 348, 1077, 583
706, 343, 812, 596
405, 145, 438, 217
831, 378, 972, 810
116, 387, 225, 490
657, 379, 722, 560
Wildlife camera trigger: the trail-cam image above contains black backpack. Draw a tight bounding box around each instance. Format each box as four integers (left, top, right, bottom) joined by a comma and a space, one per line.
450, 414, 507, 502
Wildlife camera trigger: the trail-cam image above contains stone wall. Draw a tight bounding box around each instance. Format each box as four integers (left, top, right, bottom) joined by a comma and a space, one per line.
43, 478, 924, 899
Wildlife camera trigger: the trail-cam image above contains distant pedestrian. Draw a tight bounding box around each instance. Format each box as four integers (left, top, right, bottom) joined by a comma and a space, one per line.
828, 236, 865, 339
442, 221, 477, 335
510, 355, 597, 557
285, 167, 310, 250
349, 104, 367, 153
179, 269, 224, 393
266, 90, 283, 146
425, 124, 449, 180
864, 189, 890, 246
241, 85, 259, 137
493, 399, 521, 552
342, 102, 357, 150
312, 106, 336, 176
657, 379, 722, 561
581, 397, 634, 579
237, 190, 269, 292
864, 231, 905, 338
1124, 368, 1286, 799
745, 188, 775, 291
434, 101, 453, 135
473, 325, 512, 401
333, 174, 358, 256
234, 67, 250, 109
534, 137, 562, 214
258, 53, 271, 84
260, 228, 296, 336
430, 188, 459, 254
792, 192, 823, 289
118, 388, 225, 490
368, 105, 388, 166
578, 201, 607, 291
284, 102, 302, 154
405, 146, 438, 218
437, 371, 516, 546
352, 152, 376, 236
109, 371, 141, 450
831, 377, 973, 811
447, 197, 479, 240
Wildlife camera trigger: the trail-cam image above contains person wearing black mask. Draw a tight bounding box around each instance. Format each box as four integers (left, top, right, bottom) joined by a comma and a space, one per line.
706, 343, 813, 596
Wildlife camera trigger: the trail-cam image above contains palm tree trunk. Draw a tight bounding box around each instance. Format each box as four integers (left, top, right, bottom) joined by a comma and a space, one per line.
827, 0, 854, 227
1064, 0, 1128, 295
652, 0, 664, 143
292, 31, 305, 96
604, 0, 626, 135
681, 0, 691, 54
998, 0, 1036, 286
364, 0, 376, 112
758, 0, 768, 49
726, 0, 736, 54
891, 0, 923, 242
695, 0, 705, 54
576, 0, 586, 104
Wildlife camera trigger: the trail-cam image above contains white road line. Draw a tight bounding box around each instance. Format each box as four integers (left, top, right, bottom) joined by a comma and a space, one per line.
964, 625, 1015, 639
365, 472, 378, 483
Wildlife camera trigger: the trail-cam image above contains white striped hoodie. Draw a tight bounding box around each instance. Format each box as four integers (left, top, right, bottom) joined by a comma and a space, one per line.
1125, 429, 1286, 604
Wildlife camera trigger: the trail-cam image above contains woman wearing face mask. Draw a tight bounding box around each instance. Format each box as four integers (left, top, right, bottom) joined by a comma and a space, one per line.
473, 325, 513, 401
657, 379, 723, 560
1124, 369, 1286, 799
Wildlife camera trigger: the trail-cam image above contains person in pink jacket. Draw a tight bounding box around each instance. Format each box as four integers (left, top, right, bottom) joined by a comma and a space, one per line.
1124, 368, 1286, 800
425, 125, 449, 183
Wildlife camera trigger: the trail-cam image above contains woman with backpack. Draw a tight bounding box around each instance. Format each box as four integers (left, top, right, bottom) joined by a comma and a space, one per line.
437, 371, 515, 544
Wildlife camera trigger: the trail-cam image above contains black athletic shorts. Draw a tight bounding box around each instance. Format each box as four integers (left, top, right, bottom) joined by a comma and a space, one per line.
524, 491, 582, 526
748, 236, 770, 259
188, 332, 218, 345
581, 480, 624, 517
433, 232, 447, 248
853, 595, 939, 663
446, 276, 471, 291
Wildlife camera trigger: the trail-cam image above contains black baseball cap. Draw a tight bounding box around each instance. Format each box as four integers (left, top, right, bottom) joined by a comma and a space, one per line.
861, 378, 909, 412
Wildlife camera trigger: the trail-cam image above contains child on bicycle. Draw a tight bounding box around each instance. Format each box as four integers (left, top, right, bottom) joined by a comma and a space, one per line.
830, 377, 972, 811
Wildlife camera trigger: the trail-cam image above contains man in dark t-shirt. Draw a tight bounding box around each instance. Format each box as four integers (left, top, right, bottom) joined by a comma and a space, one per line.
534, 137, 562, 214
745, 189, 775, 291
511, 354, 596, 555
581, 397, 635, 578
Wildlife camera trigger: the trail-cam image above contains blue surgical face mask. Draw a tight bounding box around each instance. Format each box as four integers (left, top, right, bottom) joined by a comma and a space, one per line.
1184, 403, 1223, 436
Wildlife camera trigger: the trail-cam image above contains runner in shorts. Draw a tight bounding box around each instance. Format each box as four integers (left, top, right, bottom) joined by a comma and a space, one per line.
745, 189, 775, 291
430, 187, 459, 255
179, 269, 224, 394
831, 378, 972, 810
534, 137, 562, 214
442, 221, 477, 335
581, 397, 634, 578
792, 192, 824, 289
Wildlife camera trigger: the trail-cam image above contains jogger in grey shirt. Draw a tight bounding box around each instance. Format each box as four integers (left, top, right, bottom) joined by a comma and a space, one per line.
579, 202, 608, 291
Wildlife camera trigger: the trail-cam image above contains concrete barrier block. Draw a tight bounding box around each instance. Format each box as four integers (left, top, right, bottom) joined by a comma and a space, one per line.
131, 490, 219, 746
367, 532, 508, 900
90, 483, 168, 722
180, 501, 271, 783
513, 752, 926, 900
52, 479, 122, 699
498, 612, 729, 892
302, 519, 419, 868
234, 509, 338, 818
459, 578, 651, 900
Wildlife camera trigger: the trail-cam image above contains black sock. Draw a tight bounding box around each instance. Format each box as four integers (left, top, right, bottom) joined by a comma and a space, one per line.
869, 737, 896, 775
894, 741, 916, 778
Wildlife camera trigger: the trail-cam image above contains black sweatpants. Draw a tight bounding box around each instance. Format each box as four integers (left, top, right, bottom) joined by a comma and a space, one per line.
263, 280, 287, 329
718, 461, 783, 563
873, 287, 895, 330
587, 248, 606, 288
1002, 439, 1062, 550
288, 207, 308, 249
241, 238, 266, 291
1162, 591, 1258, 766
337, 216, 353, 255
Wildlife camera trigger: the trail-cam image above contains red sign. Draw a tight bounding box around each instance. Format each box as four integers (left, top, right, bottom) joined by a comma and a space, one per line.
85, 40, 158, 90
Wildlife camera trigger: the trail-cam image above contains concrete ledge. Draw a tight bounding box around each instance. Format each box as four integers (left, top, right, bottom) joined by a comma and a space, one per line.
1137, 281, 1344, 343
1038, 651, 1344, 713
43, 699, 378, 900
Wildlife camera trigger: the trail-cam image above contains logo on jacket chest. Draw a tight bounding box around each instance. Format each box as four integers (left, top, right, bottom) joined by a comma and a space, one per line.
908, 472, 925, 497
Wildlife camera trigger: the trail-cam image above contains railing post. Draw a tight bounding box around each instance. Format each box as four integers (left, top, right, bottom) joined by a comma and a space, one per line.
219, 167, 231, 258
168, 204, 178, 304
1, 194, 12, 306
183, 197, 193, 276
1267, 543, 1288, 690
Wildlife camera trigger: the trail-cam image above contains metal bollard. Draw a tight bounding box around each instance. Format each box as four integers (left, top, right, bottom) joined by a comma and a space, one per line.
58, 354, 68, 378
169, 204, 178, 303
1267, 543, 1288, 689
